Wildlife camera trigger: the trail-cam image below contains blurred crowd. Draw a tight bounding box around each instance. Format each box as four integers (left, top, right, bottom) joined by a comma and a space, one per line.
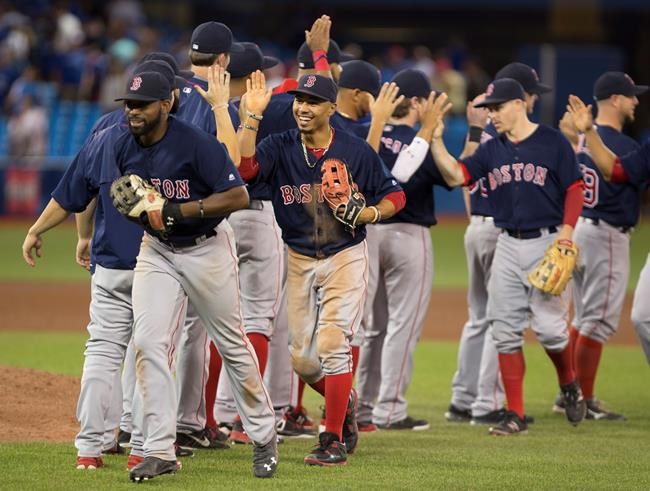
0, 0, 490, 158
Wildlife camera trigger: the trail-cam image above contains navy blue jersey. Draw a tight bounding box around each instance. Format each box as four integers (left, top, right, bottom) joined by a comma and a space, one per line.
113, 116, 244, 242
90, 107, 124, 135
257, 93, 296, 140
377, 124, 450, 227
330, 112, 370, 139
467, 122, 499, 217
461, 124, 582, 230
176, 76, 239, 136
52, 123, 143, 271
577, 125, 641, 227
620, 140, 650, 187
252, 128, 402, 258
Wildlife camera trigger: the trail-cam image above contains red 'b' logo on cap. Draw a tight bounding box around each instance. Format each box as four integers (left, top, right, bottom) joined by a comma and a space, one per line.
305, 75, 317, 88
486, 83, 494, 96
130, 76, 142, 91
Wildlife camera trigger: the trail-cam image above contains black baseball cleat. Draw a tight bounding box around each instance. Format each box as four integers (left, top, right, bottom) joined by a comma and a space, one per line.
342, 389, 359, 454
252, 435, 278, 478
444, 404, 472, 422
129, 456, 180, 482
586, 398, 627, 421
118, 429, 132, 448
174, 443, 194, 458
471, 409, 535, 425
176, 427, 230, 450
552, 391, 566, 414
377, 416, 430, 431
488, 411, 528, 436
560, 380, 587, 426
304, 432, 347, 466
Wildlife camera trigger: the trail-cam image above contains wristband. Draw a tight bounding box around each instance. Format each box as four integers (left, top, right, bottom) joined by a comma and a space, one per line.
370, 206, 381, 224
468, 126, 483, 143
239, 123, 258, 133
198, 199, 204, 218
312, 49, 329, 71
246, 110, 263, 121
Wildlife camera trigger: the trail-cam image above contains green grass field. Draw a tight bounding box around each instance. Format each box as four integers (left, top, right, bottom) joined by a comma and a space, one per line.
1, 219, 649, 489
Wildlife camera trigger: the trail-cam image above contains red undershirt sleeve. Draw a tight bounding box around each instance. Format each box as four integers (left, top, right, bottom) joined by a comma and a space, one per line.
238, 155, 260, 182
384, 190, 406, 213
610, 157, 629, 183
563, 179, 584, 227
458, 162, 472, 186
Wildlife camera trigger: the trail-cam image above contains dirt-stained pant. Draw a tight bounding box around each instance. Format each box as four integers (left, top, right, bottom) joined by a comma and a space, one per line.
287, 241, 368, 384
131, 221, 275, 461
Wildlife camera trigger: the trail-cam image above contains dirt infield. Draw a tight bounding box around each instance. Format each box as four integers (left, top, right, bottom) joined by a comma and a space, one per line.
0, 280, 641, 445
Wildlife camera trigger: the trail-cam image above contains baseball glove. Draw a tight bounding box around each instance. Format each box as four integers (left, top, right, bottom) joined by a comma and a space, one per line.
321, 159, 366, 229
110, 174, 182, 235
528, 239, 579, 295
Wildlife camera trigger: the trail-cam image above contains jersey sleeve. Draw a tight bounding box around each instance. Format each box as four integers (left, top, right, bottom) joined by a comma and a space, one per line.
194, 138, 245, 193
51, 137, 102, 212
619, 141, 650, 186
555, 134, 583, 189
459, 141, 491, 184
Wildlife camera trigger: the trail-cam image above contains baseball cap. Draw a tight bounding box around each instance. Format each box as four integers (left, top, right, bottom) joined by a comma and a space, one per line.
594, 71, 649, 100
474, 78, 526, 108
140, 52, 193, 84
297, 40, 355, 69
391, 69, 431, 99
133, 60, 180, 89
338, 60, 381, 97
190, 22, 244, 54
288, 74, 338, 103
495, 62, 552, 95
115, 71, 172, 102
228, 42, 280, 78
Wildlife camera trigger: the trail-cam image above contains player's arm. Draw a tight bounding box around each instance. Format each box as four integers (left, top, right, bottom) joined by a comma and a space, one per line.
22, 198, 72, 267
366, 82, 403, 152
356, 193, 403, 224
305, 15, 332, 79
459, 94, 489, 160
194, 65, 240, 166
178, 186, 250, 218
429, 93, 466, 187
74, 198, 96, 271
238, 71, 273, 180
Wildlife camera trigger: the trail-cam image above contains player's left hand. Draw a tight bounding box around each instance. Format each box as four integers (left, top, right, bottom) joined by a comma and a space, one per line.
430, 92, 453, 140
194, 65, 231, 111
305, 15, 331, 53
528, 238, 579, 295
321, 159, 366, 230
76, 237, 92, 271
559, 111, 579, 148
567, 95, 594, 133
244, 70, 272, 115
370, 82, 404, 123
22, 231, 42, 267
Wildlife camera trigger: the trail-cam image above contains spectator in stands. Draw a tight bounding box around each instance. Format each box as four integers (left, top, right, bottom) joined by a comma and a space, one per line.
7, 91, 47, 158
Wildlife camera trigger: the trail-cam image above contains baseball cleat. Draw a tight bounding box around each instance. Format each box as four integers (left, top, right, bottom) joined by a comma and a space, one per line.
176, 427, 229, 450
472, 409, 535, 425
377, 416, 430, 431
230, 420, 252, 444
552, 391, 566, 414
118, 429, 132, 448
102, 441, 125, 455
252, 435, 278, 478
444, 404, 472, 422
342, 389, 359, 453
76, 456, 104, 470
488, 411, 528, 436
126, 454, 144, 471
129, 456, 179, 482
560, 380, 587, 426
586, 398, 627, 421
174, 443, 194, 458
276, 410, 316, 438
357, 421, 378, 433
304, 432, 347, 466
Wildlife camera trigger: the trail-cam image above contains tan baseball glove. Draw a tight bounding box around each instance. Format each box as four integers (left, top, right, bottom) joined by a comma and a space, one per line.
528, 238, 579, 295
321, 158, 366, 229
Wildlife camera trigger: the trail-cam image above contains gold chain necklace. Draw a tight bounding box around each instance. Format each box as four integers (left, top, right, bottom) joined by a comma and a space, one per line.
300, 127, 333, 168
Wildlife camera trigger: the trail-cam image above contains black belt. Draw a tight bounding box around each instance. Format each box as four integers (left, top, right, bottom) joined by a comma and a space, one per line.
504, 226, 557, 239
583, 217, 632, 233
158, 229, 217, 248
248, 200, 264, 210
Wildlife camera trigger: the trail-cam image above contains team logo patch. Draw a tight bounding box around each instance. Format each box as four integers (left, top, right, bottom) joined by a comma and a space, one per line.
485, 83, 494, 96
228, 173, 235, 181
305, 75, 317, 88
183, 87, 192, 94
130, 76, 142, 91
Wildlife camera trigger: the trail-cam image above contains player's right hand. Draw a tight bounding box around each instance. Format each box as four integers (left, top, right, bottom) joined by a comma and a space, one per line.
305, 15, 331, 53
244, 70, 272, 115
194, 65, 231, 111
466, 94, 489, 128
567, 95, 594, 133
370, 82, 404, 123
430, 92, 453, 140
559, 111, 579, 148
22, 232, 42, 267
76, 237, 92, 271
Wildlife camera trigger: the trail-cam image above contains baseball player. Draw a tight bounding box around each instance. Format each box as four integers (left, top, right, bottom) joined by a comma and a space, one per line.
237, 71, 405, 465
567, 94, 650, 362
355, 68, 448, 430
447, 62, 552, 425
554, 72, 647, 420
109, 71, 277, 480
331, 60, 381, 136
430, 79, 586, 436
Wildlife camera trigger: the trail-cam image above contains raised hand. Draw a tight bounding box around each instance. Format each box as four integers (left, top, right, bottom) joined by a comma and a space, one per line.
467, 93, 489, 128
244, 70, 272, 115
430, 92, 453, 139
194, 65, 231, 109
567, 94, 594, 133
370, 82, 404, 123
559, 110, 579, 147
305, 15, 331, 53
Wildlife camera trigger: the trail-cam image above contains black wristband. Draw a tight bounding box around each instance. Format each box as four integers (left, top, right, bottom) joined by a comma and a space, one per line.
162, 202, 184, 229
468, 126, 483, 143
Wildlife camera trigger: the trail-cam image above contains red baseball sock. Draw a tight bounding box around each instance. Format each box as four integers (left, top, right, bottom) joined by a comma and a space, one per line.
568, 325, 580, 370
247, 333, 269, 376
546, 345, 575, 386
205, 342, 222, 429
325, 372, 353, 440
498, 351, 525, 419
351, 346, 360, 377
575, 334, 603, 400
309, 377, 326, 396
295, 378, 306, 413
